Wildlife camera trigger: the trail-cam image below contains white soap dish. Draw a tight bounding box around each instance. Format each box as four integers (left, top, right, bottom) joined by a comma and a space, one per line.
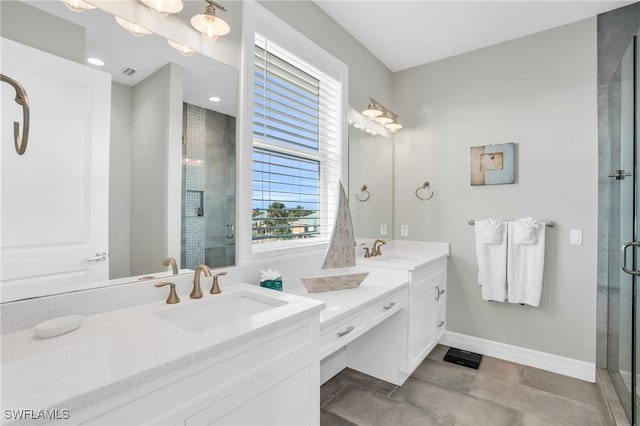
33, 315, 82, 339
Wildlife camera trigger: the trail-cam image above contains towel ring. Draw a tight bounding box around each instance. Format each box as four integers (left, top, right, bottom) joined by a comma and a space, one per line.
415, 181, 434, 201
355, 184, 370, 202
1, 73, 30, 155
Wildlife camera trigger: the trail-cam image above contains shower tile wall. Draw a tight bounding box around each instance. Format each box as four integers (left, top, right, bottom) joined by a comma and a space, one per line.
182, 103, 236, 270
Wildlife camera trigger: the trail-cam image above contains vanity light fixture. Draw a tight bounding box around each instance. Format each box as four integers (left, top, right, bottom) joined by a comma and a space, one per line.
361, 97, 402, 132
140, 0, 184, 17
191, 0, 230, 42
62, 0, 95, 13
115, 16, 153, 37
167, 39, 195, 56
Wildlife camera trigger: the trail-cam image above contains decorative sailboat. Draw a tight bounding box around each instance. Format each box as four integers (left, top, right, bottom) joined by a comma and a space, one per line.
300, 182, 369, 293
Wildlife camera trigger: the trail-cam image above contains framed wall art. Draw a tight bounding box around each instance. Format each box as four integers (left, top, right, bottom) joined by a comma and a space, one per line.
470, 142, 515, 186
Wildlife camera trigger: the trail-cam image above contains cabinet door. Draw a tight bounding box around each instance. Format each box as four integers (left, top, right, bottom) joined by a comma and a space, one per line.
185, 353, 318, 426
408, 285, 436, 372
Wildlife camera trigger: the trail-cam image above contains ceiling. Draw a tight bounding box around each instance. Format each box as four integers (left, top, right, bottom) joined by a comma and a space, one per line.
313, 1, 635, 72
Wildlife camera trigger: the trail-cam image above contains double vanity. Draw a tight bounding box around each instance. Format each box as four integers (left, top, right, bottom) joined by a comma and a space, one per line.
1, 242, 449, 425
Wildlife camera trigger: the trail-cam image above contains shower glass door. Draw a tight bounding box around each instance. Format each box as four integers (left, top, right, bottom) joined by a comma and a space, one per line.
608, 32, 638, 424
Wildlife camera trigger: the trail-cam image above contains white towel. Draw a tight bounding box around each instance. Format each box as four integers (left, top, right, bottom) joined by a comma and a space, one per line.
475, 219, 507, 302
481, 218, 504, 244
507, 219, 546, 306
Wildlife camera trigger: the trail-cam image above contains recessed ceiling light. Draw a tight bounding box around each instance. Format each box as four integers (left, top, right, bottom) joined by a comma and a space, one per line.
87, 57, 104, 66
209, 96, 221, 103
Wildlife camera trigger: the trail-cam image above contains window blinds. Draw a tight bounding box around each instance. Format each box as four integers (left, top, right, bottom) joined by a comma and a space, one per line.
252, 34, 342, 245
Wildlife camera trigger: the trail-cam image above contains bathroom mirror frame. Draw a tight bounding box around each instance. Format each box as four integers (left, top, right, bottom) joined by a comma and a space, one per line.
0, 0, 240, 302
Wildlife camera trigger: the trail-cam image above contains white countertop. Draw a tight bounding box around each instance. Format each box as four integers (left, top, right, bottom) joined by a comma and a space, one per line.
288, 267, 409, 328
1, 283, 324, 413
356, 241, 450, 271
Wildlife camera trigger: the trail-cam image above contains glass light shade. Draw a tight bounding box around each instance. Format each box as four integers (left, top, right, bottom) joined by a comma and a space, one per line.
385, 122, 403, 132
374, 113, 393, 125
362, 102, 382, 118
115, 16, 153, 37
140, 0, 183, 17
191, 13, 230, 41
167, 39, 195, 57
62, 0, 95, 12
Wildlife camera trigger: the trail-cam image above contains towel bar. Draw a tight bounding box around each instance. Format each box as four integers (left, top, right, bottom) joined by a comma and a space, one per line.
468, 219, 555, 228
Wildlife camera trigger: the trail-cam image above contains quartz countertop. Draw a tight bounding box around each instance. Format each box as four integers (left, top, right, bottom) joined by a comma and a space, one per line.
356, 241, 450, 271
288, 266, 409, 328
1, 283, 324, 414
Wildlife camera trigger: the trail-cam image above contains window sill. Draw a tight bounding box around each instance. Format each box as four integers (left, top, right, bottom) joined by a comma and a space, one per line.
251, 239, 329, 261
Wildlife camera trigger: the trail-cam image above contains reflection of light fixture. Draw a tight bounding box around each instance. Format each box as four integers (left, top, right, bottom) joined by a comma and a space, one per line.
362, 99, 382, 118
62, 0, 95, 12
140, 0, 183, 17
115, 16, 153, 37
384, 114, 403, 132
362, 97, 402, 132
87, 57, 104, 66
191, 0, 230, 41
167, 39, 195, 56
209, 96, 221, 102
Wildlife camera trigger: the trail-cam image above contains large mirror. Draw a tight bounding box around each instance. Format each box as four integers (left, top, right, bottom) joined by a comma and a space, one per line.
0, 0, 238, 301
348, 116, 394, 240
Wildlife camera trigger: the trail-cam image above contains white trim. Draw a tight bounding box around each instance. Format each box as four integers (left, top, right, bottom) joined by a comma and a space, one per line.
440, 331, 596, 383
238, 0, 348, 265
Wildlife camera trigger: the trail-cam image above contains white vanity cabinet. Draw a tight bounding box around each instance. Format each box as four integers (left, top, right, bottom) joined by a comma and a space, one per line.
70, 316, 320, 426
407, 258, 447, 373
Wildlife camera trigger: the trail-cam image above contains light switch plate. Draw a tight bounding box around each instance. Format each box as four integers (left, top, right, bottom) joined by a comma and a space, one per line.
570, 230, 582, 245
400, 224, 409, 237
380, 224, 387, 236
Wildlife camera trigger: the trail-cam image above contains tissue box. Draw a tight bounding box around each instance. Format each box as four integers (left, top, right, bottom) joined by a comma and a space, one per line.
260, 278, 282, 291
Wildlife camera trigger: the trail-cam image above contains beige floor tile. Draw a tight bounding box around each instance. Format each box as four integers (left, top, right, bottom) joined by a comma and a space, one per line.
337, 368, 398, 396
391, 376, 520, 425
520, 365, 601, 406
324, 384, 447, 426
412, 358, 477, 393
321, 408, 357, 426
476, 356, 523, 385
470, 374, 608, 426
322, 376, 351, 406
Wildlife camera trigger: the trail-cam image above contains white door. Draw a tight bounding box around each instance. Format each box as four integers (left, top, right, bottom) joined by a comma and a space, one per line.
1, 38, 111, 302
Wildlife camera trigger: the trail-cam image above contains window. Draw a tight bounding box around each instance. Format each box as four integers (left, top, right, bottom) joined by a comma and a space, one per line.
252, 34, 342, 246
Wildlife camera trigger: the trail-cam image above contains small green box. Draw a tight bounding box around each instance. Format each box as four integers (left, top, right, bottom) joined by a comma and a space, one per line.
260, 279, 282, 291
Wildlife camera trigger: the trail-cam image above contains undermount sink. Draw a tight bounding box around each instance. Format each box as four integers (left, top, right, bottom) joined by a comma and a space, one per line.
372, 250, 422, 261
154, 291, 286, 333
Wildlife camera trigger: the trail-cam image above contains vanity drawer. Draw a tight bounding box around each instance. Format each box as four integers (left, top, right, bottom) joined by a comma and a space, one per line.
367, 290, 404, 326
320, 312, 366, 359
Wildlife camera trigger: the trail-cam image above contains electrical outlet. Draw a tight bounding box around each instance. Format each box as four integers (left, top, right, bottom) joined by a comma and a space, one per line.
400, 224, 409, 237
380, 224, 387, 236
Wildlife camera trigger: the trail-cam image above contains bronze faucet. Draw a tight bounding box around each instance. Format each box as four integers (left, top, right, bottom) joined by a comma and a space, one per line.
210, 271, 227, 294
155, 282, 180, 304
191, 264, 212, 299
162, 257, 178, 275
371, 239, 387, 257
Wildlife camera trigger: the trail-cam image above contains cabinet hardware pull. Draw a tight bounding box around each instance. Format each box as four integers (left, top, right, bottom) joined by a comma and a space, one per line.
88, 252, 107, 262
337, 326, 354, 337
435, 286, 440, 301
438, 321, 445, 327
383, 302, 395, 310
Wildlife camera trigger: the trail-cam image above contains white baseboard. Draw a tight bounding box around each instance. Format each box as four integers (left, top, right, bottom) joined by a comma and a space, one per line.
440, 331, 595, 383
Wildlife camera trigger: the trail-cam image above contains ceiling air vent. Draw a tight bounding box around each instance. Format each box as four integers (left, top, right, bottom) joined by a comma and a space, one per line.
120, 67, 137, 76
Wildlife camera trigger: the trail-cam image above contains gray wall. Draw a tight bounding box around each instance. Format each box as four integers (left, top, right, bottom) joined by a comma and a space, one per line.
392, 19, 598, 362
130, 63, 184, 275
0, 1, 85, 63
109, 82, 133, 279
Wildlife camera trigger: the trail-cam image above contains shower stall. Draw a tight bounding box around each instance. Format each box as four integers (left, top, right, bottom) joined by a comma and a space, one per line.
601, 4, 640, 423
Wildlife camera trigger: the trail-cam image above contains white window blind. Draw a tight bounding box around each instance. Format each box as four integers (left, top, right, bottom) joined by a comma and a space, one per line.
252, 33, 342, 245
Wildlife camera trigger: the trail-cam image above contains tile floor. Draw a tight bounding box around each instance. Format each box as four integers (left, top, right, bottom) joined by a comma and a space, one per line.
320, 345, 610, 426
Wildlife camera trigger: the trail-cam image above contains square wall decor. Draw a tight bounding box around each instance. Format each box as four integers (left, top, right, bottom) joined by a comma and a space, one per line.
470, 143, 515, 186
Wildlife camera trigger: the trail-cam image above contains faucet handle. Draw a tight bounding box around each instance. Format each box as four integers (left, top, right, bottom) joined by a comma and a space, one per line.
363, 247, 371, 258
210, 272, 227, 294
155, 282, 180, 304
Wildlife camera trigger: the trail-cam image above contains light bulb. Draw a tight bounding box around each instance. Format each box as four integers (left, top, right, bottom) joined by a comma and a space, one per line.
191, 5, 230, 41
